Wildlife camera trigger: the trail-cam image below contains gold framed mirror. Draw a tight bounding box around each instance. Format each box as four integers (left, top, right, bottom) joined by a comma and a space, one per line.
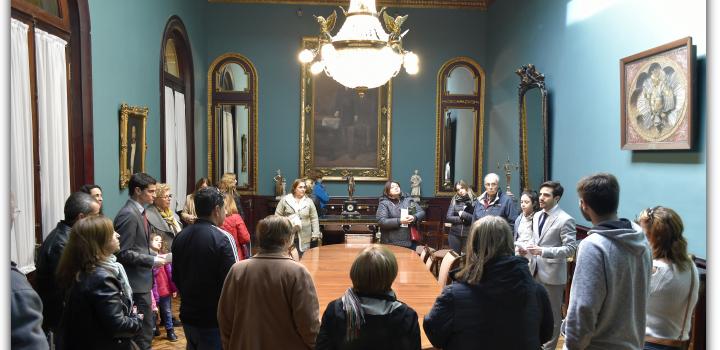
435, 57, 485, 196
516, 64, 549, 193
207, 53, 258, 194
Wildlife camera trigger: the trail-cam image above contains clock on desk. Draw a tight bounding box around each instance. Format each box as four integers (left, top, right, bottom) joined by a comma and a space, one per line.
342, 200, 360, 218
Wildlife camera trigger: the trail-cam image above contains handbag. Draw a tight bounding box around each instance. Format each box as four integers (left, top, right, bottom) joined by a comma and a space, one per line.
410, 225, 421, 242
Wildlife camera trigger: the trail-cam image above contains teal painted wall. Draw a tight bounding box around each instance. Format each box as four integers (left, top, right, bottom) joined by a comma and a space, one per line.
204, 4, 488, 197
485, 0, 707, 257
88, 0, 207, 218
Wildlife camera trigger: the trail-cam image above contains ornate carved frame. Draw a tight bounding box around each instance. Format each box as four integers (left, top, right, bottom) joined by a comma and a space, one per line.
207, 53, 259, 194
299, 37, 392, 182
434, 57, 485, 196
516, 64, 549, 192
119, 103, 148, 188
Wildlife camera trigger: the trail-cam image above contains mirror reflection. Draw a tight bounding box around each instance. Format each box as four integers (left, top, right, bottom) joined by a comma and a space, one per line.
517, 64, 549, 193
208, 53, 258, 193
441, 108, 476, 189
215, 104, 249, 187
435, 57, 485, 196
446, 66, 476, 95
217, 63, 248, 92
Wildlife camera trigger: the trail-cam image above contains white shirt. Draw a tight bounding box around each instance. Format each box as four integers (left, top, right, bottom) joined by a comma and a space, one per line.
645, 259, 699, 340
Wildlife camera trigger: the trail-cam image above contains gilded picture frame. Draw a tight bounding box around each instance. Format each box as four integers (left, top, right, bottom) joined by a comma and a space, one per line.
620, 37, 694, 150
119, 103, 148, 188
299, 37, 392, 182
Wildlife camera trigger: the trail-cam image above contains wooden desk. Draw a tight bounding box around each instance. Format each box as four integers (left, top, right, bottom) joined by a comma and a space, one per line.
319, 215, 378, 244
300, 244, 442, 349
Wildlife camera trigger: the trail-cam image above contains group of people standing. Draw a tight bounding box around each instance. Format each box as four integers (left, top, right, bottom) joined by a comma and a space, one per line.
12, 170, 700, 350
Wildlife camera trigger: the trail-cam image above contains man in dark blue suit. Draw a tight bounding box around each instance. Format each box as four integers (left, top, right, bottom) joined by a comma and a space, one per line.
114, 173, 165, 349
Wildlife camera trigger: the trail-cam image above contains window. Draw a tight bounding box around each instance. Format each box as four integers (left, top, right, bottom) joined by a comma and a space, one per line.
11, 0, 93, 272
160, 16, 195, 211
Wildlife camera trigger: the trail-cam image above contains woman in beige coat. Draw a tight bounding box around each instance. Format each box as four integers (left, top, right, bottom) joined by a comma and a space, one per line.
218, 215, 320, 349
275, 178, 321, 252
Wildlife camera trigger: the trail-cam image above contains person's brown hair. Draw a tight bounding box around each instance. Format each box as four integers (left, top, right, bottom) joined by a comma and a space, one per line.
576, 173, 620, 216
456, 216, 514, 284
224, 193, 239, 215
350, 245, 398, 294
382, 180, 400, 198
291, 178, 306, 196
194, 177, 211, 194
56, 216, 115, 289
637, 206, 692, 271
256, 215, 294, 252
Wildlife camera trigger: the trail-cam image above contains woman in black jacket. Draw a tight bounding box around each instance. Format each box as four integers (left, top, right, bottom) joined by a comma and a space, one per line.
57, 216, 142, 350
445, 180, 476, 254
424, 216, 553, 350
376, 180, 426, 249
316, 245, 420, 350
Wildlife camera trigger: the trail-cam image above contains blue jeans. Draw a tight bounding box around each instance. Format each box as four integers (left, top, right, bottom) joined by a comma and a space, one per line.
158, 295, 174, 330
644, 342, 681, 350
183, 324, 221, 350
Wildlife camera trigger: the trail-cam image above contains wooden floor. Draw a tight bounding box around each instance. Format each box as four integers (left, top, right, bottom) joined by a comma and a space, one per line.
151, 244, 566, 350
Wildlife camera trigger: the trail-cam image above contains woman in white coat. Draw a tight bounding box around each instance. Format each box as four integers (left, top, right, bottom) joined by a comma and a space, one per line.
275, 178, 321, 253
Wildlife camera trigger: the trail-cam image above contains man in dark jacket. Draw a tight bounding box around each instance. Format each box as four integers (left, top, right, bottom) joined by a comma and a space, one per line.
11, 262, 49, 350
114, 173, 165, 350
35, 191, 100, 345
172, 187, 238, 349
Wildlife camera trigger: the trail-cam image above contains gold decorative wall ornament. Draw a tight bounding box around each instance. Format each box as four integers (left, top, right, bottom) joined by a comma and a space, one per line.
119, 103, 149, 189
300, 37, 392, 182
516, 64, 549, 193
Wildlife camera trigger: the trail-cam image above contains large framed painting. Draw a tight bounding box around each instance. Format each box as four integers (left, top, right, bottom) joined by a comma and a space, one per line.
299, 37, 392, 182
620, 37, 694, 150
119, 103, 148, 188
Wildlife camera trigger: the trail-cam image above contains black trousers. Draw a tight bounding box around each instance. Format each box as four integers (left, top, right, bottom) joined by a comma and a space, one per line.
133, 292, 153, 350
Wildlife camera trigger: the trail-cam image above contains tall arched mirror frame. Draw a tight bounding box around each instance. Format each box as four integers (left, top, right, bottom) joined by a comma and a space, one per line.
517, 64, 549, 193
435, 57, 486, 196
207, 53, 258, 194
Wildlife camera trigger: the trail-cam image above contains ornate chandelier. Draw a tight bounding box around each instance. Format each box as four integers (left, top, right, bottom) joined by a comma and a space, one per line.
298, 0, 419, 92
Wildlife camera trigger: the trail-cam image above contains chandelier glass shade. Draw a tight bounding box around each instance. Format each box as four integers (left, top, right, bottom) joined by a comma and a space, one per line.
298, 0, 418, 90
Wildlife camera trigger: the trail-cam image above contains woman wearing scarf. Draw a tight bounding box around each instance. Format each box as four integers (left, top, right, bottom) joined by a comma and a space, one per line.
57, 216, 142, 350
445, 180, 476, 254
146, 183, 183, 253
316, 245, 420, 350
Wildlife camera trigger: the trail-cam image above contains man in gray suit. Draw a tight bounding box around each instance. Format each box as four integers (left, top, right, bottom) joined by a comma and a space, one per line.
114, 173, 166, 349
519, 180, 577, 350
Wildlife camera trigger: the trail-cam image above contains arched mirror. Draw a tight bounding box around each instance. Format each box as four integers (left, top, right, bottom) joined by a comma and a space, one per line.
516, 64, 549, 193
208, 54, 258, 194
435, 57, 485, 196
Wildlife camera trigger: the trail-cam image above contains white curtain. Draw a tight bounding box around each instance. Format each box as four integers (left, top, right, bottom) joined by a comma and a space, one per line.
10, 19, 37, 273
164, 86, 178, 210
223, 110, 234, 173
35, 28, 71, 239
173, 91, 187, 211
164, 87, 188, 211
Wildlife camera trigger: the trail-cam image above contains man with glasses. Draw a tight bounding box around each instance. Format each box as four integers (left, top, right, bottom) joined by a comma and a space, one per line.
114, 172, 166, 350
472, 173, 518, 230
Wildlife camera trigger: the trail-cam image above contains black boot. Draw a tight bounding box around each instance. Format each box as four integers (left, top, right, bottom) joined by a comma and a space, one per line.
167, 328, 178, 342
153, 327, 161, 337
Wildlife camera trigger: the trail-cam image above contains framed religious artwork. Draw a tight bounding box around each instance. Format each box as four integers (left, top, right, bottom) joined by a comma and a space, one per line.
299, 37, 392, 181
620, 37, 694, 150
119, 103, 148, 188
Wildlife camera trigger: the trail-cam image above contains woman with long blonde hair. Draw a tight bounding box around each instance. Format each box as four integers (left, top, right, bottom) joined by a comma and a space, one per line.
637, 206, 699, 350
424, 216, 553, 349
57, 216, 142, 349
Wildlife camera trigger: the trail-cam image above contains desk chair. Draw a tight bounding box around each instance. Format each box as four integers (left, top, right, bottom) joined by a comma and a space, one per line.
419, 220, 446, 250
437, 251, 461, 286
